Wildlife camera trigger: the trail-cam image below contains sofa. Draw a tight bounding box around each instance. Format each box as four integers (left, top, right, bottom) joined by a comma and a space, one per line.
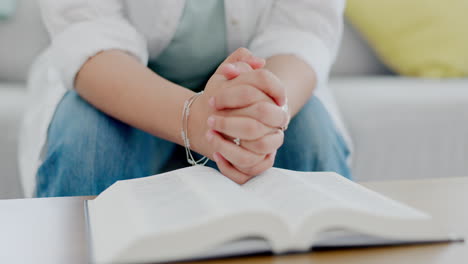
1, 1, 468, 199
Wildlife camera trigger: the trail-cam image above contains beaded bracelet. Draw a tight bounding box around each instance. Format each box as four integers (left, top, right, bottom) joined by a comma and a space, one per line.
181, 91, 210, 166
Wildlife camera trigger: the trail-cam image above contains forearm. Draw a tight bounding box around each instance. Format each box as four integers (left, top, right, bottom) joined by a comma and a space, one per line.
75, 50, 201, 151
264, 55, 317, 117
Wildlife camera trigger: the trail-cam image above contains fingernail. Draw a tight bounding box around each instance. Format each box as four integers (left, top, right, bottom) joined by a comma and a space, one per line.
224, 63, 238, 73
250, 57, 265, 68
205, 130, 214, 142
207, 116, 215, 127
226, 63, 236, 70
208, 97, 215, 108
213, 152, 221, 162
256, 57, 266, 65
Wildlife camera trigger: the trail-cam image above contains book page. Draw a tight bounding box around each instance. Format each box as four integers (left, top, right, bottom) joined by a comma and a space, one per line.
88, 166, 285, 263
296, 170, 429, 219
241, 168, 428, 229
123, 166, 272, 232
89, 166, 273, 240
241, 169, 343, 227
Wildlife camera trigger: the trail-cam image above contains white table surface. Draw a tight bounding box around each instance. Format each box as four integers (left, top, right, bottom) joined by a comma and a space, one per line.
0, 197, 89, 263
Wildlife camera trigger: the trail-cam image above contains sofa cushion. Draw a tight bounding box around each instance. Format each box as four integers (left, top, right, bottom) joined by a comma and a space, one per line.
331, 22, 389, 76
346, 0, 468, 77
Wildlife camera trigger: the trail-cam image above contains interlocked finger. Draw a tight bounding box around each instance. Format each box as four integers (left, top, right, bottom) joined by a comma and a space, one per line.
208, 115, 277, 141
239, 130, 284, 155
211, 85, 269, 110
227, 69, 286, 106
222, 101, 289, 129
206, 130, 265, 168
235, 151, 277, 177
213, 152, 251, 184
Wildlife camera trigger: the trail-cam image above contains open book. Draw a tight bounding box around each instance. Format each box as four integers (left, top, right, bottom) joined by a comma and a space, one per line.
85, 166, 459, 264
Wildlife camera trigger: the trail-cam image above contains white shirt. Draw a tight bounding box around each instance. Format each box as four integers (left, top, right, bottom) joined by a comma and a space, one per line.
19, 0, 349, 197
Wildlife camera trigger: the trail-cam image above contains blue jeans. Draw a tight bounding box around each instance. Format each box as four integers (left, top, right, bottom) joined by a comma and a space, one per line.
36, 91, 351, 197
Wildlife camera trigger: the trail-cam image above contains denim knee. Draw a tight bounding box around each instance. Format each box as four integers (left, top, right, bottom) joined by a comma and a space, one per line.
36, 91, 175, 197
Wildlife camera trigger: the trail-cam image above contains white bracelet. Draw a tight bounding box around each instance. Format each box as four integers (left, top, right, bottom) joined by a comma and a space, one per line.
181, 91, 209, 166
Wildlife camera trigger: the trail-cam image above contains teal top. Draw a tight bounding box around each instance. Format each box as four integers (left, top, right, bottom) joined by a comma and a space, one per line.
148, 0, 227, 91
0, 0, 16, 20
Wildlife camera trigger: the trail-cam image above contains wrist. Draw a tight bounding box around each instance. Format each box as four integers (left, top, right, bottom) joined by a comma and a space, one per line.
186, 92, 214, 160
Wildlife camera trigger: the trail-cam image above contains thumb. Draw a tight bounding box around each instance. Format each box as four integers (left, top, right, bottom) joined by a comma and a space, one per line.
216, 48, 265, 76
219, 61, 255, 80
224, 48, 265, 68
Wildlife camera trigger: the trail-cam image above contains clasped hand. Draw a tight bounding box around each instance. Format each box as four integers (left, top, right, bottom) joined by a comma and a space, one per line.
192, 48, 289, 184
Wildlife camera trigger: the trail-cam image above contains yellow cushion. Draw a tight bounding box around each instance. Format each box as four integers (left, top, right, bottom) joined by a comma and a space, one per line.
346, 0, 468, 77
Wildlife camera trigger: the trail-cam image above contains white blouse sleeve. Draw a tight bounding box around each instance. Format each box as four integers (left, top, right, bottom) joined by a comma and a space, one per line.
39, 0, 148, 89
248, 0, 345, 87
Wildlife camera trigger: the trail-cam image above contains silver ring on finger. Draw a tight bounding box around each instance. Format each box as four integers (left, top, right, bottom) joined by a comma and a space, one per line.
233, 138, 241, 146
